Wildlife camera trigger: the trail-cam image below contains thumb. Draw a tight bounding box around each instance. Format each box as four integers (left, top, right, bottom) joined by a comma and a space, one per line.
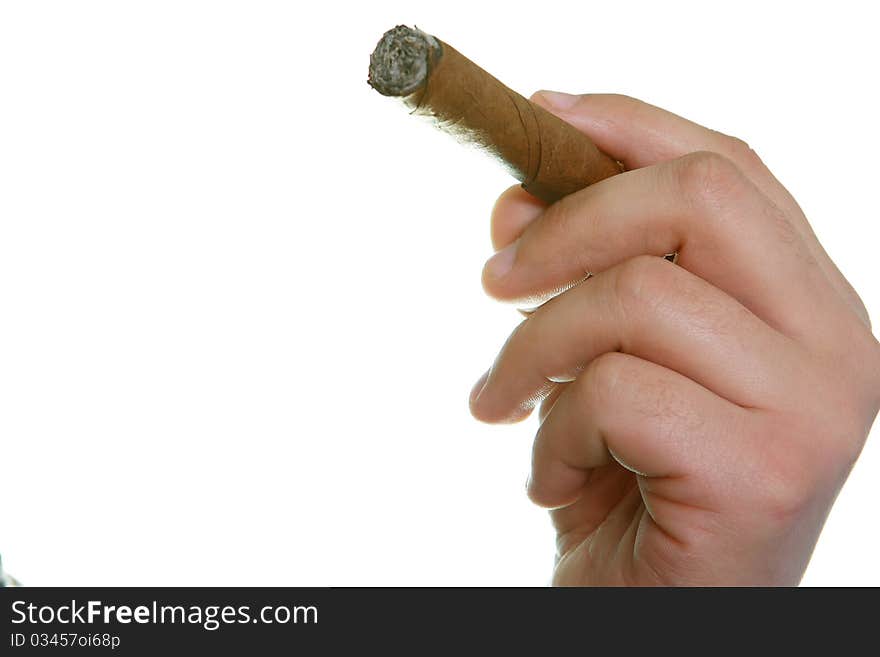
530, 91, 871, 326
488, 92, 661, 252
531, 91, 733, 170
489, 92, 684, 252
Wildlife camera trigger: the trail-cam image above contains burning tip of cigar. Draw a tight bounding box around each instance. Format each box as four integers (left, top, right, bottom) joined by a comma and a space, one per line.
367, 25, 623, 203
368, 25, 441, 97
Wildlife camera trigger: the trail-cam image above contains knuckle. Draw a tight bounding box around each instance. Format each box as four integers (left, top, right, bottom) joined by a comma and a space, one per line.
838, 415, 871, 470
823, 394, 873, 471
613, 255, 675, 317
525, 463, 565, 509
823, 328, 880, 412
752, 411, 844, 522
716, 132, 764, 168
857, 336, 880, 401
757, 440, 817, 521
746, 351, 879, 524
525, 481, 550, 507
871, 343, 880, 404
764, 473, 812, 522
676, 150, 744, 209
802, 354, 877, 466
580, 352, 630, 409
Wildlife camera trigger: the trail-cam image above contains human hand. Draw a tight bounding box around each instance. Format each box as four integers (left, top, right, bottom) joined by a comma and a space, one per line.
469, 93, 880, 585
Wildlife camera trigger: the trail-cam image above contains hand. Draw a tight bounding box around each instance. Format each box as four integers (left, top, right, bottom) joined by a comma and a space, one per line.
469, 92, 880, 586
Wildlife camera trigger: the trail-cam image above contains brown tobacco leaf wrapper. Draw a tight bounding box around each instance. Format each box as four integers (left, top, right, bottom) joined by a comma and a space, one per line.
368, 26, 623, 204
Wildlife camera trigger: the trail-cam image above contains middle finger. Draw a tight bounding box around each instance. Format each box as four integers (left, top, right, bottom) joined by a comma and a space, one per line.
470, 254, 804, 423
482, 151, 841, 341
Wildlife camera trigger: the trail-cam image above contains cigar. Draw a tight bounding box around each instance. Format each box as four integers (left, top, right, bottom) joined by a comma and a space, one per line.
367, 25, 623, 204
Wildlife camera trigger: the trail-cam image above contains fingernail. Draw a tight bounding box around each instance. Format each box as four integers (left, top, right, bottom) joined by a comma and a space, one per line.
535, 90, 579, 111
484, 241, 517, 280
469, 369, 491, 406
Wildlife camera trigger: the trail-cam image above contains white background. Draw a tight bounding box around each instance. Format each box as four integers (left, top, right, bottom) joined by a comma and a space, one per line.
1, 1, 878, 586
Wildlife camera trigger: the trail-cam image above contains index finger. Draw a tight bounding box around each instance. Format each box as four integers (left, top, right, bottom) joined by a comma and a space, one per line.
517, 92, 867, 324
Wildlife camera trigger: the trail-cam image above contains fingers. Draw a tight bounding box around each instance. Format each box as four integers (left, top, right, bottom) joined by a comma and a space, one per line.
544, 464, 635, 551
531, 92, 804, 226
490, 185, 546, 251
471, 255, 802, 423
523, 92, 870, 327
485, 151, 847, 341
527, 352, 747, 510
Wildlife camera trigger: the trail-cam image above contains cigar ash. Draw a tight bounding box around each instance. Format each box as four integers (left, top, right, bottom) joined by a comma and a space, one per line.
368, 25, 440, 97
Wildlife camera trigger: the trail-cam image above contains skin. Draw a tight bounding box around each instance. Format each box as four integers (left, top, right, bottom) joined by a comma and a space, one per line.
469, 92, 880, 586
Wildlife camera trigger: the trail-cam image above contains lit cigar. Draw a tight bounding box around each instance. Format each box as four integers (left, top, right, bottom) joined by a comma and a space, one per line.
368, 25, 623, 204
